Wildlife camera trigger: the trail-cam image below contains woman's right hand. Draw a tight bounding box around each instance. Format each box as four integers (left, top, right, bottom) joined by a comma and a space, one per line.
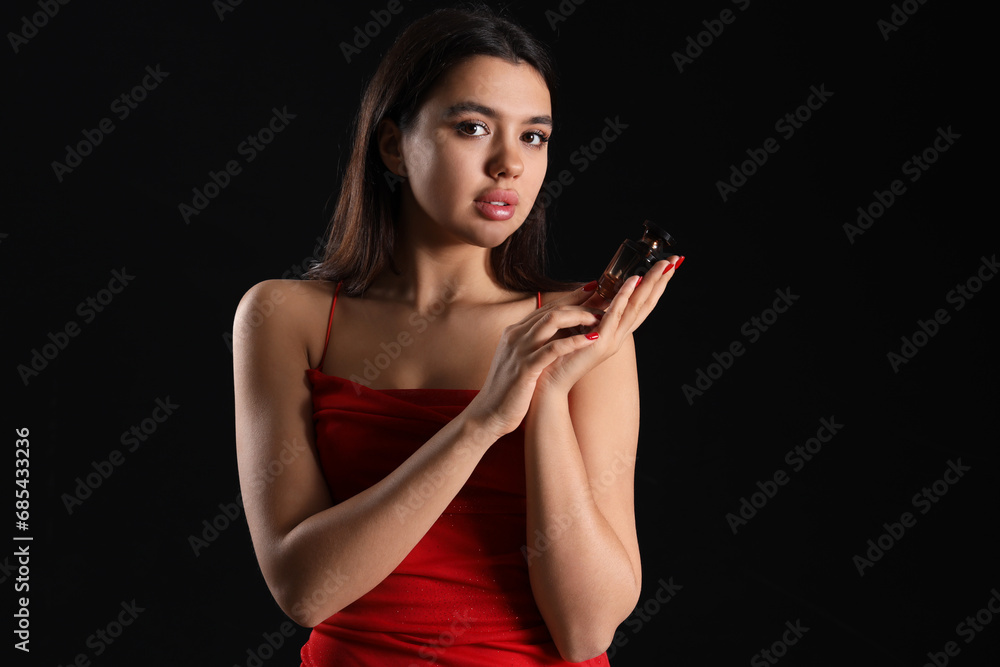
466, 283, 604, 438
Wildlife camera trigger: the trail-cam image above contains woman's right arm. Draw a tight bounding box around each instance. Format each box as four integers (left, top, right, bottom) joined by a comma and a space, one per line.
233, 279, 601, 627
233, 280, 502, 627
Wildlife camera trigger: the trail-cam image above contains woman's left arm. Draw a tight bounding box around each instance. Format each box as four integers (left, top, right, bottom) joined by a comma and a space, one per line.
524, 259, 681, 662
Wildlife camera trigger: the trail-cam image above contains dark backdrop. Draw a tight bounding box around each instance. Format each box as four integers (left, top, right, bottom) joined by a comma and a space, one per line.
5, 0, 996, 665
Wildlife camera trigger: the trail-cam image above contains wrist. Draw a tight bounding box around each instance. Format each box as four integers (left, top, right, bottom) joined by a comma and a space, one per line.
533, 374, 573, 403
528, 380, 571, 423
461, 396, 511, 444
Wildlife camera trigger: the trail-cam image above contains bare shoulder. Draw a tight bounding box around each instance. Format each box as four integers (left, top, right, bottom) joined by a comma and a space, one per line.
236, 278, 333, 312
236, 279, 333, 322
234, 279, 337, 367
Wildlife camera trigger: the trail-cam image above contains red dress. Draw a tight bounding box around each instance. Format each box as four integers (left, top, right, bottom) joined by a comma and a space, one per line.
299, 281, 610, 666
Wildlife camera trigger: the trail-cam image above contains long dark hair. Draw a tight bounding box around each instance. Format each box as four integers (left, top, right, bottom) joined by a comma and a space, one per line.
304, 4, 578, 296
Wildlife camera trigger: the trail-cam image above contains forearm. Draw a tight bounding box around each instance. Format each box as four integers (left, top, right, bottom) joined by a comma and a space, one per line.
274, 409, 498, 627
523, 387, 640, 660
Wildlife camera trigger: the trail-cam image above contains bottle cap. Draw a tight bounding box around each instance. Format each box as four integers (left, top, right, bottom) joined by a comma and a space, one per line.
641, 220, 677, 259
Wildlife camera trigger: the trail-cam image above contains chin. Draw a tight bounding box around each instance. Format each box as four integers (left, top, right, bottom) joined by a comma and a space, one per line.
473, 220, 524, 249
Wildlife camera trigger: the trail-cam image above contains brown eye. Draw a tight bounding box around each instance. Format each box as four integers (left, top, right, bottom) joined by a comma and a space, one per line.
523, 131, 549, 146
456, 121, 489, 136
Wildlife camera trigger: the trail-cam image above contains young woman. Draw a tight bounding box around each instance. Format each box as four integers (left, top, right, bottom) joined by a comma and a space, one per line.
233, 5, 683, 665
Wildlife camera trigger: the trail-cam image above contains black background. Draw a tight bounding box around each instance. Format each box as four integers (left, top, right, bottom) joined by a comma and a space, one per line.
5, 0, 996, 665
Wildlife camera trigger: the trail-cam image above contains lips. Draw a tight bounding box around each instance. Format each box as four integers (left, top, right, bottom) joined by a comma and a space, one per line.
474, 189, 519, 221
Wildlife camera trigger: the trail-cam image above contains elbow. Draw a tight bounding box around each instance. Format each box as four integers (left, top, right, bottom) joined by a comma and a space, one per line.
274, 584, 342, 629
262, 534, 354, 628
550, 611, 629, 663
270, 569, 352, 628
271, 580, 318, 628
550, 588, 641, 662
552, 626, 616, 664
278, 597, 320, 629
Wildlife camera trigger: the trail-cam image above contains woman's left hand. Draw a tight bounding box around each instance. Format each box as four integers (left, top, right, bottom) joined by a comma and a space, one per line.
535, 256, 684, 394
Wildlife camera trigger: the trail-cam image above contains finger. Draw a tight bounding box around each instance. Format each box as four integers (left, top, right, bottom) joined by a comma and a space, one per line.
541, 280, 603, 307
630, 259, 671, 314
579, 292, 613, 311
638, 255, 684, 314
526, 325, 599, 370
599, 273, 642, 332
510, 281, 601, 331
523, 306, 602, 346
604, 258, 680, 335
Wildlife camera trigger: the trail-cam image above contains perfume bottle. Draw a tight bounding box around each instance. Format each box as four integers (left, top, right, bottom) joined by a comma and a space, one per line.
596, 221, 677, 300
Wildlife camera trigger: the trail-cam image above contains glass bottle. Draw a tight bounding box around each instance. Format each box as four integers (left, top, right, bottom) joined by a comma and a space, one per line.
596, 221, 677, 300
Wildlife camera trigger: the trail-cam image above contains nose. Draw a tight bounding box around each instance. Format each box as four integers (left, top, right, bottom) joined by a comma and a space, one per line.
487, 133, 524, 180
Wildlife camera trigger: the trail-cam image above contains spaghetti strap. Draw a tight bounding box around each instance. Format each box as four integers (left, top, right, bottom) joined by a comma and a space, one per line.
315, 280, 343, 371
536, 291, 541, 309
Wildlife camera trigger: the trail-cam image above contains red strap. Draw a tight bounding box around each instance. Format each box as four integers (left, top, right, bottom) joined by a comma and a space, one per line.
316, 280, 342, 371
537, 291, 542, 308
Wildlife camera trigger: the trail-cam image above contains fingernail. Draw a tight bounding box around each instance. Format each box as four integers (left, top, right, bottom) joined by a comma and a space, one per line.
635, 275, 643, 287
661, 261, 675, 275
582, 280, 598, 291
585, 332, 599, 340
674, 256, 686, 270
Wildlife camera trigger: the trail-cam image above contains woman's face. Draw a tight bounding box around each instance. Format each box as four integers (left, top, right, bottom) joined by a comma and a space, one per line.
394, 55, 552, 249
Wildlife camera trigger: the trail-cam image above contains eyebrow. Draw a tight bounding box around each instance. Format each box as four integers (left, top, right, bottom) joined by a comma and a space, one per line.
442, 101, 552, 127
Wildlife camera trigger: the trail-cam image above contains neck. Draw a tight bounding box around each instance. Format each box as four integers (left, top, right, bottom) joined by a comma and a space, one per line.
366, 191, 515, 313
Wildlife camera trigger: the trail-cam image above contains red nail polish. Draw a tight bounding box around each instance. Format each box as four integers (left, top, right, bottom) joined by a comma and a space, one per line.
635, 276, 642, 287
582, 280, 598, 291
585, 332, 599, 340
674, 256, 686, 270
661, 261, 675, 275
